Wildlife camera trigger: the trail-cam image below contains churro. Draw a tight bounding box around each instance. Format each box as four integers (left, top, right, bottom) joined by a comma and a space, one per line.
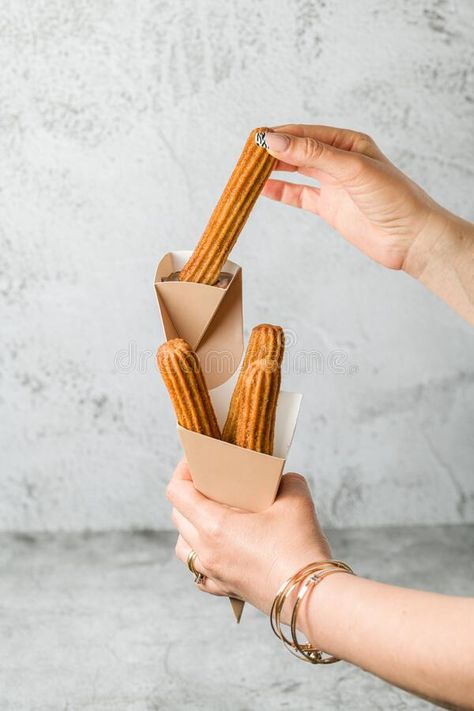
179, 127, 276, 285
157, 338, 221, 439
234, 358, 281, 455
223, 324, 284, 445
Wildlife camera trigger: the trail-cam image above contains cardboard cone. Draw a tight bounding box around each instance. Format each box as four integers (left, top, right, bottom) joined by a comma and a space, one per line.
155, 251, 302, 623
178, 428, 287, 512
155, 252, 243, 389
178, 391, 302, 622
229, 597, 245, 623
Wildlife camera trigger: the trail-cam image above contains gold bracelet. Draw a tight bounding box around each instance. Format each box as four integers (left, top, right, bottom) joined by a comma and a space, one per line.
270, 562, 337, 648
270, 560, 354, 664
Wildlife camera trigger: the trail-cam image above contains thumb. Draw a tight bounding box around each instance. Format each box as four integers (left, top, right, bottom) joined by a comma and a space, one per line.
264, 130, 360, 179
172, 457, 192, 482
276, 472, 312, 501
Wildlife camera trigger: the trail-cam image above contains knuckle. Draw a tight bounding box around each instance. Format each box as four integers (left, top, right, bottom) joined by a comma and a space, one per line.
357, 131, 373, 145
199, 550, 217, 574
204, 516, 224, 541
304, 136, 323, 163
354, 132, 378, 157
203, 510, 228, 541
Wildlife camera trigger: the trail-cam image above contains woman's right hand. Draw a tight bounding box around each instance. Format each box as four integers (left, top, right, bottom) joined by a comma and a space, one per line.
262, 124, 449, 272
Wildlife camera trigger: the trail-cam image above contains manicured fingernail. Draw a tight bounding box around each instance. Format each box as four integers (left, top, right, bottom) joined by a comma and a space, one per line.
263, 132, 290, 152
255, 130, 269, 149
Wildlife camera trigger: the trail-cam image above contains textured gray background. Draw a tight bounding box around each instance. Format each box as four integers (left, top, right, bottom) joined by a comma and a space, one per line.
1, 0, 473, 532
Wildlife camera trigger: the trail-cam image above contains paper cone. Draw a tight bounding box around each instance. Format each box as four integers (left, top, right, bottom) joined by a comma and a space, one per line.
178, 390, 302, 622
155, 251, 243, 389
229, 597, 245, 623
178, 429, 286, 512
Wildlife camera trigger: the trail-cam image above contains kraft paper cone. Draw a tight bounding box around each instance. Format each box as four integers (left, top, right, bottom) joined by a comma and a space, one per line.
178, 390, 302, 623
229, 597, 245, 623
178, 430, 287, 511
155, 251, 243, 389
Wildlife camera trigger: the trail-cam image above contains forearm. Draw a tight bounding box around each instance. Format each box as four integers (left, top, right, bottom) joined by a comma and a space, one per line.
404, 209, 474, 325
297, 573, 474, 709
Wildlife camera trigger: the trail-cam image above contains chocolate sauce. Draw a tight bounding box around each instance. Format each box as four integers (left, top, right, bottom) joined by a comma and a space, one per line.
162, 271, 233, 289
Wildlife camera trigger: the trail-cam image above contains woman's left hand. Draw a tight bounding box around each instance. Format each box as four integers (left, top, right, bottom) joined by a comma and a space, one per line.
167, 459, 331, 616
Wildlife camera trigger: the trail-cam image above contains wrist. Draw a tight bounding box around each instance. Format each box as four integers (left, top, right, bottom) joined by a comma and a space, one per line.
297, 571, 355, 652
270, 560, 356, 664
269, 551, 328, 622
402, 206, 474, 281
402, 205, 456, 280
403, 207, 474, 324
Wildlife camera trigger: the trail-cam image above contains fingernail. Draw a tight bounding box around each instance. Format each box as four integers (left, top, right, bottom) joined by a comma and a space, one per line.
263, 132, 290, 152
255, 130, 269, 149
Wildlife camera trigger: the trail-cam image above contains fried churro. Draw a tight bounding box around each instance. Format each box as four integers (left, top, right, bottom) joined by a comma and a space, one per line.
179, 128, 276, 286
158, 326, 284, 455
234, 358, 281, 455
157, 338, 221, 438
223, 324, 284, 445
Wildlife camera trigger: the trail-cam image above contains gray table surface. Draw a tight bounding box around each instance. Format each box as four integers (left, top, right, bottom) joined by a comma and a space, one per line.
1, 525, 473, 710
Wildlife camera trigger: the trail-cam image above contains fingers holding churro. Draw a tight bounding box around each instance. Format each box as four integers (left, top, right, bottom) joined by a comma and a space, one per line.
157, 338, 221, 439
179, 127, 277, 286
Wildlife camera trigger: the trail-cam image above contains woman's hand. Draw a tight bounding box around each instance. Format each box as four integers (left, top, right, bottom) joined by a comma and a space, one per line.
167, 459, 330, 617
262, 124, 448, 271
167, 460, 474, 708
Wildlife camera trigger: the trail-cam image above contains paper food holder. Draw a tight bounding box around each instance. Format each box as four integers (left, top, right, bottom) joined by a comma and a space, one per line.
154, 251, 244, 389
178, 386, 302, 623
155, 250, 301, 623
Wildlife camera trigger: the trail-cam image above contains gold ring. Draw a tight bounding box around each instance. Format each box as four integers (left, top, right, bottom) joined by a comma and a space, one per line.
186, 550, 205, 584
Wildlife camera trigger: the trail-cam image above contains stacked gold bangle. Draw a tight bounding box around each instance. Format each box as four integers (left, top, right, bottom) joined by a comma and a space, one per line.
270, 560, 354, 664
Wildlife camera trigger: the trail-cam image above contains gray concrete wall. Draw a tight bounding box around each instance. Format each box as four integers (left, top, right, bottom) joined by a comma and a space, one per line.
1, 0, 473, 532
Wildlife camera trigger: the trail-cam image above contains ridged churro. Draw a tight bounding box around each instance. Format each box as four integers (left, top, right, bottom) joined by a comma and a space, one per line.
223, 324, 284, 445
179, 128, 276, 285
157, 338, 221, 439
234, 358, 281, 455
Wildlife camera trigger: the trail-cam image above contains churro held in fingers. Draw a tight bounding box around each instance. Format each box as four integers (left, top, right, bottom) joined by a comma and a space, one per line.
223, 324, 284, 445
179, 128, 276, 285
157, 338, 221, 439
234, 358, 281, 456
